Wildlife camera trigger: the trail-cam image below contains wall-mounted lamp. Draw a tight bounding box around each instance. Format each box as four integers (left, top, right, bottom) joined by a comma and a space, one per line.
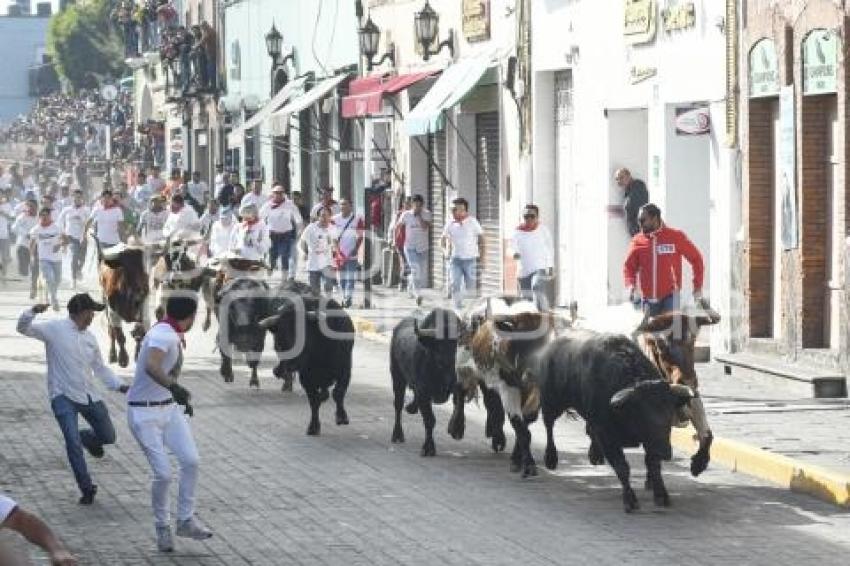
266, 23, 297, 95
359, 16, 395, 71
714, 16, 726, 34
414, 1, 454, 61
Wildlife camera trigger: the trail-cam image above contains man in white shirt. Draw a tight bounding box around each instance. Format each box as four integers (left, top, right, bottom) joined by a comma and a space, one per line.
300, 206, 336, 295
187, 171, 209, 210
332, 199, 365, 308
138, 195, 170, 244
0, 190, 14, 278
17, 293, 128, 505
511, 204, 555, 309
309, 186, 341, 220
163, 194, 201, 238
397, 194, 431, 304
229, 203, 270, 261
128, 295, 212, 552
84, 190, 125, 248
12, 199, 39, 297
441, 197, 484, 310
240, 179, 267, 211
58, 189, 90, 285
260, 185, 302, 280
208, 208, 235, 259
147, 166, 166, 195
31, 208, 65, 310
0, 493, 77, 565
131, 170, 153, 214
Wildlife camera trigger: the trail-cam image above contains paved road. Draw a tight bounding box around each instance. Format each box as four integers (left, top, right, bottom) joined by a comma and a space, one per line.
1, 282, 849, 565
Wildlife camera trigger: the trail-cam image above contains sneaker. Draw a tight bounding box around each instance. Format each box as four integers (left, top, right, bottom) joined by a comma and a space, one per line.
175, 516, 213, 540
78, 485, 97, 505
156, 525, 174, 552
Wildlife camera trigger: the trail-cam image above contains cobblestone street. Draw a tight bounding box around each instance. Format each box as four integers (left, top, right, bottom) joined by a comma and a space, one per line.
1, 283, 850, 565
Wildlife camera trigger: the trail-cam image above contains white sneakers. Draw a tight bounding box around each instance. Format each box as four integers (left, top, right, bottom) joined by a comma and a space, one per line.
157, 517, 213, 552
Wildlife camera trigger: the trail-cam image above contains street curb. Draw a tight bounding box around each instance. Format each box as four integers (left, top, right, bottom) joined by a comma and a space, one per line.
351, 315, 850, 508
671, 427, 850, 508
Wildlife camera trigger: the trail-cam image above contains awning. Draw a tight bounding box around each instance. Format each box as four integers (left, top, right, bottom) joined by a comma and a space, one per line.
341, 71, 435, 118
226, 75, 307, 147
269, 73, 350, 136
404, 52, 495, 136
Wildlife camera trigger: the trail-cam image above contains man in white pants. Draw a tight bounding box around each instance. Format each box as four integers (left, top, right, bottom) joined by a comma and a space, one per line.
127, 295, 212, 552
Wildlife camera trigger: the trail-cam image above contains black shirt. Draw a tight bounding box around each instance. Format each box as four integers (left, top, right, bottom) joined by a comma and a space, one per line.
623, 179, 648, 237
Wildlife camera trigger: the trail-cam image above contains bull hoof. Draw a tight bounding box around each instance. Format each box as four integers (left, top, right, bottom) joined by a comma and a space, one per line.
623, 490, 640, 514
420, 439, 436, 457
447, 414, 465, 440
336, 408, 349, 426
108, 349, 117, 364
588, 442, 605, 466
653, 492, 671, 508
223, 374, 234, 384
544, 446, 558, 470
306, 420, 321, 436
391, 425, 405, 443
118, 350, 129, 368
690, 434, 713, 477
522, 461, 538, 479
249, 377, 260, 389
281, 375, 294, 392
405, 399, 418, 414
491, 430, 506, 453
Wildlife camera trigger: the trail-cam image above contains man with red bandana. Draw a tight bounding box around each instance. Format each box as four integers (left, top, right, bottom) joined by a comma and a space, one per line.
229, 202, 270, 261
163, 194, 200, 238
623, 203, 704, 316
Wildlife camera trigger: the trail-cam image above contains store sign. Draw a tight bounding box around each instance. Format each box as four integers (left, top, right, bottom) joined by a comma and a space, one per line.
802, 30, 838, 95
675, 106, 711, 135
463, 0, 490, 43
662, 2, 695, 32
624, 0, 657, 45
630, 66, 657, 84
337, 149, 394, 162
748, 38, 779, 98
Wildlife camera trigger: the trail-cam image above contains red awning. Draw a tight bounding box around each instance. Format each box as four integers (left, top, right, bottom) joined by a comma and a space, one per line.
341, 71, 436, 118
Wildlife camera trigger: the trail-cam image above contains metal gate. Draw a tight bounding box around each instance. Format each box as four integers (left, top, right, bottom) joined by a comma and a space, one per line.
428, 130, 447, 290
475, 112, 501, 295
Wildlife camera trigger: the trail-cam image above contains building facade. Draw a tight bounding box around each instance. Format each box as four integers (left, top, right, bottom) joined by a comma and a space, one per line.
0, 13, 50, 124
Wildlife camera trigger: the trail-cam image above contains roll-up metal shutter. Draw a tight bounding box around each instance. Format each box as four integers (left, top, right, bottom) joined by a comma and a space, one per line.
475, 112, 501, 295
428, 130, 447, 290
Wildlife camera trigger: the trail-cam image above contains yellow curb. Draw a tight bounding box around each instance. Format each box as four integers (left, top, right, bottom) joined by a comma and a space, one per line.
671, 427, 850, 508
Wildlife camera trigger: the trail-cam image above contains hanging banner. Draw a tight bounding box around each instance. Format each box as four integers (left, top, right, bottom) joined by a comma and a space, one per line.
779, 86, 798, 250
749, 38, 779, 98
802, 30, 838, 95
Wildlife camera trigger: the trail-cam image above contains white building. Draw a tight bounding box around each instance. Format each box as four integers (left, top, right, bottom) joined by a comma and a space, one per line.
0, 13, 50, 123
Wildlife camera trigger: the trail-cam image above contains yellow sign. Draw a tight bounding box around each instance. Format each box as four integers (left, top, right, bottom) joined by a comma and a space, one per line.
624, 0, 657, 45
463, 0, 491, 43
630, 66, 657, 84
662, 3, 696, 32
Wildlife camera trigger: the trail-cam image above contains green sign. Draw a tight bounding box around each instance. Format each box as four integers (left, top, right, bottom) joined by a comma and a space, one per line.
749, 38, 779, 98
803, 30, 838, 95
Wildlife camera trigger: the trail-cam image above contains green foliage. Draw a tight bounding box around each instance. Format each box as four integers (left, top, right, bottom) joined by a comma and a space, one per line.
47, 0, 126, 91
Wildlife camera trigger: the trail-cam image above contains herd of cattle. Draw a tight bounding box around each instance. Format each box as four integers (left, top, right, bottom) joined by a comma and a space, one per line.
95, 239, 720, 513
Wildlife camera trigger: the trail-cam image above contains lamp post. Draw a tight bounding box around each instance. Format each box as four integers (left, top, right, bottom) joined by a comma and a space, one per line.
266, 23, 296, 96
414, 1, 454, 61
359, 16, 395, 71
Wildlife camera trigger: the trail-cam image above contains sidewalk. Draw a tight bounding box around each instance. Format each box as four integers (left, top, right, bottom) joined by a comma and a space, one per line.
346, 285, 850, 506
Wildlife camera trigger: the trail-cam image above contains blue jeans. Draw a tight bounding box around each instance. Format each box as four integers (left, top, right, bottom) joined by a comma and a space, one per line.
68, 237, 84, 281
51, 395, 117, 494
450, 257, 477, 309
338, 259, 359, 302
404, 248, 427, 297
269, 231, 295, 277
518, 269, 555, 310
39, 259, 62, 306
309, 269, 335, 296
638, 291, 680, 317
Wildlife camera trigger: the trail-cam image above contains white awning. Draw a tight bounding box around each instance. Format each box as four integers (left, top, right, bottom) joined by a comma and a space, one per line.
269, 73, 350, 136
226, 76, 307, 147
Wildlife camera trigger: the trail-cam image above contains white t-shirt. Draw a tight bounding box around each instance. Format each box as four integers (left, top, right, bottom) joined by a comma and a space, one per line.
310, 200, 341, 219
0, 202, 13, 240
332, 212, 364, 259
511, 224, 555, 277
229, 220, 270, 261
58, 204, 90, 240
139, 209, 169, 243
241, 192, 267, 211
30, 222, 63, 262
187, 181, 208, 204
442, 216, 483, 259
209, 220, 235, 258
12, 213, 37, 247
128, 323, 182, 404
260, 199, 302, 234
163, 206, 200, 238
399, 209, 432, 252
89, 206, 124, 246
300, 222, 336, 271
0, 494, 17, 524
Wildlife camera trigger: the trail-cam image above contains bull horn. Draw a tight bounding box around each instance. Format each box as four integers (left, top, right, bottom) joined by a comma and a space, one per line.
696, 303, 721, 326
636, 313, 676, 333
670, 383, 695, 399
610, 386, 636, 408
258, 314, 280, 330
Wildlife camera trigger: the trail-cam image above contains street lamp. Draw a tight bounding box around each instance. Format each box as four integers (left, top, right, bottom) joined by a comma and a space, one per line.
265, 23, 282, 62
266, 23, 296, 96
414, 1, 454, 61
359, 16, 395, 71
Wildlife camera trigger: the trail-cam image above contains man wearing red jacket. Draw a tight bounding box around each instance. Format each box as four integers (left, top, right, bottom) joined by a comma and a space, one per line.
623, 203, 704, 316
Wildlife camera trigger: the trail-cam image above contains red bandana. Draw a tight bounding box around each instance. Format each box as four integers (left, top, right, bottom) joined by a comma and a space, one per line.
243, 217, 259, 227
158, 316, 185, 347
516, 223, 537, 232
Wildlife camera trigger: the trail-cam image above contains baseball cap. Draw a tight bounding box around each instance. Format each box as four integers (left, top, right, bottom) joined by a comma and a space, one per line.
67, 293, 106, 314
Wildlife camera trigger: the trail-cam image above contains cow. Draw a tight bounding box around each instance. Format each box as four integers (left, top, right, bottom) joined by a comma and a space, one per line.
151, 235, 215, 331
259, 285, 354, 436
454, 297, 553, 477
389, 308, 507, 458
96, 241, 150, 367
537, 329, 695, 513
633, 302, 721, 476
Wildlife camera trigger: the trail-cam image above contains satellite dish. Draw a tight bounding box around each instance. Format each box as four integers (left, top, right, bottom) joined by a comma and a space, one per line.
101, 84, 118, 102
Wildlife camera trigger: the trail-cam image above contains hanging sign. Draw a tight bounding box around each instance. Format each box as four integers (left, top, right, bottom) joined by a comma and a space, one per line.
662, 2, 695, 32
748, 38, 779, 98
802, 30, 838, 95
624, 0, 657, 45
463, 0, 490, 43
675, 106, 711, 135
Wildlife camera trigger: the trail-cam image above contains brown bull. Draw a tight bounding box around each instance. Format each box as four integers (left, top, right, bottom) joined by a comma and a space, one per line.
98, 245, 150, 367
634, 302, 721, 476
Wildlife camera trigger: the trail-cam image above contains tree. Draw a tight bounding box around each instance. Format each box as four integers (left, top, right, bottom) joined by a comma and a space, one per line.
47, 0, 126, 90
